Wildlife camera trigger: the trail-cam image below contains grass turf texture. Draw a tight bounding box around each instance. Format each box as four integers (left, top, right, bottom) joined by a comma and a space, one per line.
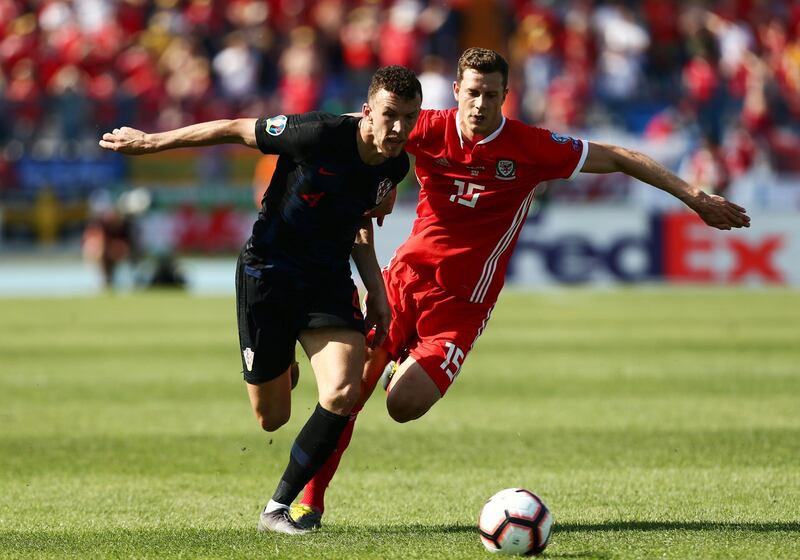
1, 289, 798, 559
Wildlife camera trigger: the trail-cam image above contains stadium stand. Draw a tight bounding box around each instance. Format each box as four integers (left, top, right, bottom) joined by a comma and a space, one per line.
0, 0, 798, 246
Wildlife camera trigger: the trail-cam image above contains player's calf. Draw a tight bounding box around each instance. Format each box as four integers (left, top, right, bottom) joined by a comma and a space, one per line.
255, 409, 290, 433
246, 371, 293, 432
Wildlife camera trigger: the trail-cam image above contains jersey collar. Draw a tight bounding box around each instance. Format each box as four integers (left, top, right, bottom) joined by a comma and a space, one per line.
455, 111, 507, 148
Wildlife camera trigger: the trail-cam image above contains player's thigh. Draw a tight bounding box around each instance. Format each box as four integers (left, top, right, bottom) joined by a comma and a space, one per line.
358, 262, 423, 407
379, 260, 424, 363
407, 290, 495, 396
236, 257, 300, 429
298, 327, 366, 415
236, 260, 298, 383
385, 357, 441, 422
298, 274, 369, 413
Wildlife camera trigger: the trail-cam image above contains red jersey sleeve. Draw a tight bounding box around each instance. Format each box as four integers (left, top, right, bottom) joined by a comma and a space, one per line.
521, 127, 588, 181
407, 109, 449, 158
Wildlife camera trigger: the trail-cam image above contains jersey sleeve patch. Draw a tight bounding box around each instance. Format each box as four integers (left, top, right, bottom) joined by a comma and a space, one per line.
265, 115, 288, 136
550, 131, 572, 144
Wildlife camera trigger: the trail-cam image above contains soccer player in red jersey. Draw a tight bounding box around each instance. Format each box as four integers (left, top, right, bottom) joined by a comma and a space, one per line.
291, 48, 751, 529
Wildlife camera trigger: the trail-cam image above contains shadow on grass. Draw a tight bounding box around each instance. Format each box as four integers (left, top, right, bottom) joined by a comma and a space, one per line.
340, 523, 475, 534
330, 520, 800, 535
2, 521, 796, 558
556, 520, 800, 533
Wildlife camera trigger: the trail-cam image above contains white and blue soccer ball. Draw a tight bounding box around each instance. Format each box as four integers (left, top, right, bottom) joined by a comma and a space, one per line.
478, 488, 553, 556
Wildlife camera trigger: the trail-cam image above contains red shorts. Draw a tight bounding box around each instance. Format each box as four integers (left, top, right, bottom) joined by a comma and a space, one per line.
381, 260, 495, 395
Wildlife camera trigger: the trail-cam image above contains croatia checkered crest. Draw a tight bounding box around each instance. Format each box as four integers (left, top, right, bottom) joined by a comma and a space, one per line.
478, 488, 553, 556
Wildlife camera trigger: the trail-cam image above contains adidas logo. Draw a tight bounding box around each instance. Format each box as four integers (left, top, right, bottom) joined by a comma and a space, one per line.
435, 157, 452, 167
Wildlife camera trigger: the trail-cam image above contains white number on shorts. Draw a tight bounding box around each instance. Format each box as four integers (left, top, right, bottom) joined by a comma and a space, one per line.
450, 180, 485, 208
440, 342, 465, 381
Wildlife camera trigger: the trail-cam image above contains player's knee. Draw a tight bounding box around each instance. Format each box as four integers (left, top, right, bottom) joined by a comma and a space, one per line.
385, 365, 440, 423
386, 390, 430, 423
321, 382, 361, 416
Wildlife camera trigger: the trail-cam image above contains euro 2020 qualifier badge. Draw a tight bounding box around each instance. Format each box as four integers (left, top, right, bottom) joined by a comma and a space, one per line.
265, 115, 287, 136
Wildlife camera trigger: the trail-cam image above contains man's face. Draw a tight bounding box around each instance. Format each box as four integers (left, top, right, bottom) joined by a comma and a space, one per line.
363, 89, 422, 158
454, 69, 507, 139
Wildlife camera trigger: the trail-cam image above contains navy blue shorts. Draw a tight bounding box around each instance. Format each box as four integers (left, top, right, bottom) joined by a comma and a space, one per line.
235, 255, 366, 385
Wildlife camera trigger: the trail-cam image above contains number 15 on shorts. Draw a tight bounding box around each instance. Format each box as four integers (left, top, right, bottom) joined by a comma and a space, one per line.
440, 342, 465, 381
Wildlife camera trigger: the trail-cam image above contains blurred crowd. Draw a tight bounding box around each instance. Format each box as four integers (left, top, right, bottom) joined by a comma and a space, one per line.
1, 0, 800, 193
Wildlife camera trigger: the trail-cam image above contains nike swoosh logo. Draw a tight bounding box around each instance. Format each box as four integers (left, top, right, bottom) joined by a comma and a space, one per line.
318, 167, 337, 176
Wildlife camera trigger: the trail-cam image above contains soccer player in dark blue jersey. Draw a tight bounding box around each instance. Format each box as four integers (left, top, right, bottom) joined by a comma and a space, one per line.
99, 66, 423, 535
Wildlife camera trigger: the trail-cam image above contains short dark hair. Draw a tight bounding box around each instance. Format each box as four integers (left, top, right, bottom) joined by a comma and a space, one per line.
368, 65, 422, 101
457, 48, 509, 88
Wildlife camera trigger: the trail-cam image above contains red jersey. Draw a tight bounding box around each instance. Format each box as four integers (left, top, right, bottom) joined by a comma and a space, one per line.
395, 108, 588, 304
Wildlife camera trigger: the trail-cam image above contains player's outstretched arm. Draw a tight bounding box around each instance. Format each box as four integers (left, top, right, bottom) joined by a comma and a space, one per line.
98, 119, 259, 155
351, 218, 390, 348
582, 142, 751, 231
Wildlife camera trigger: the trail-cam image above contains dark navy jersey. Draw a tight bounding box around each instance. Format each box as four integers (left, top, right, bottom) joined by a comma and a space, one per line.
242, 112, 410, 279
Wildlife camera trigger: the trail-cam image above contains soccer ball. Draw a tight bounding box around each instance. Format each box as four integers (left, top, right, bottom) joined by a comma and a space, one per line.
478, 488, 553, 556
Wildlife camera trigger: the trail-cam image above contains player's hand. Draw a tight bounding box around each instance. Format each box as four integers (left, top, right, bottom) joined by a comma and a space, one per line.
363, 208, 389, 226
364, 290, 391, 349
99, 127, 153, 155
688, 192, 751, 230
364, 189, 396, 227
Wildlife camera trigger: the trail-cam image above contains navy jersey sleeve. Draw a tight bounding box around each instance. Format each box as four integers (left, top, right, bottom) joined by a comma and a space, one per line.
254, 112, 330, 159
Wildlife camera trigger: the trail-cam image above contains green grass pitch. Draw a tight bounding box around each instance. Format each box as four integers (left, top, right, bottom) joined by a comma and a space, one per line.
1, 289, 798, 559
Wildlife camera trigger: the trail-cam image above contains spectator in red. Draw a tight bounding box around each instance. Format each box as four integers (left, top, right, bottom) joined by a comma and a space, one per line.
184, 0, 225, 37
681, 133, 730, 196
5, 58, 41, 141
377, 0, 421, 70
48, 64, 90, 140
87, 71, 119, 130
682, 43, 725, 141
278, 26, 323, 114
725, 124, 758, 179
116, 0, 149, 37
339, 5, 379, 103
642, 0, 681, 71
510, 3, 559, 124
115, 44, 163, 130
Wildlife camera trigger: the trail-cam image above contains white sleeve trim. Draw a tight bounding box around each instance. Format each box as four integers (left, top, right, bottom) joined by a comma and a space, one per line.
567, 139, 589, 181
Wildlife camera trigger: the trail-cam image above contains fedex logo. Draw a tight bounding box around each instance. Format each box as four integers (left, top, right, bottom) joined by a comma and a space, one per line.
661, 213, 783, 283
510, 211, 786, 285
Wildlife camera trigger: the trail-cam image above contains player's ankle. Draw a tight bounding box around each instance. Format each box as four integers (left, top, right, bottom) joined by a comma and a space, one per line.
299, 501, 323, 514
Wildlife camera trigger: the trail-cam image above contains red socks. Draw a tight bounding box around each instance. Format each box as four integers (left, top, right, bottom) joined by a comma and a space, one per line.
299, 406, 360, 513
